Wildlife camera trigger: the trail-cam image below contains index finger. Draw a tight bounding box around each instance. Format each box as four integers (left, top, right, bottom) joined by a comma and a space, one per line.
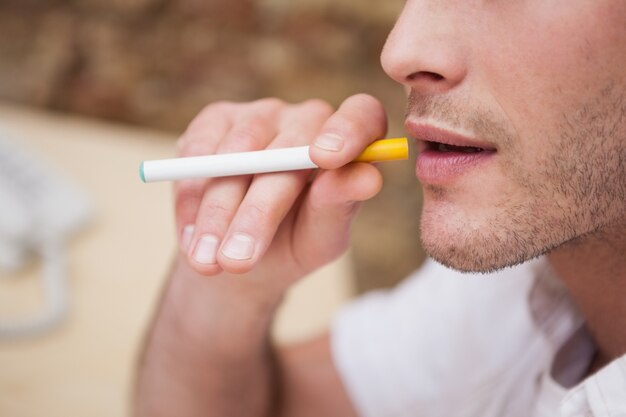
309, 94, 388, 170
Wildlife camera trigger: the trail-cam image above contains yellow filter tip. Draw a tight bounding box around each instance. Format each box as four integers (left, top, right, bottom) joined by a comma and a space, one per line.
353, 138, 409, 163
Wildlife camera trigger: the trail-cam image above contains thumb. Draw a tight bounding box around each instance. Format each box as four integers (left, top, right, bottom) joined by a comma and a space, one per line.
291, 162, 383, 272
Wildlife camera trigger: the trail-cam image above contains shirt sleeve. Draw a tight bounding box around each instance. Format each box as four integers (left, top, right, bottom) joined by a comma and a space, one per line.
330, 259, 538, 417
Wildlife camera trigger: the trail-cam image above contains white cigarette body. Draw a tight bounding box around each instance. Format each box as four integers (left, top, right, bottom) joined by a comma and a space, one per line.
140, 138, 408, 183
142, 146, 316, 182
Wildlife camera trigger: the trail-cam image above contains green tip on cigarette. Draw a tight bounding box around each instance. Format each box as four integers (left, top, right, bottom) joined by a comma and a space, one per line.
139, 161, 146, 183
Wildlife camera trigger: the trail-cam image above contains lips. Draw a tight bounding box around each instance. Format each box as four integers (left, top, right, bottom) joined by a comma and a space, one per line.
406, 120, 497, 185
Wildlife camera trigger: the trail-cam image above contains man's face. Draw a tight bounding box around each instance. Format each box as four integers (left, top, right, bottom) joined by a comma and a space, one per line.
381, 0, 626, 272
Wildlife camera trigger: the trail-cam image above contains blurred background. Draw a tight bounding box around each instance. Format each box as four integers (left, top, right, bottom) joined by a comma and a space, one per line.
0, 0, 425, 291
0, 0, 425, 415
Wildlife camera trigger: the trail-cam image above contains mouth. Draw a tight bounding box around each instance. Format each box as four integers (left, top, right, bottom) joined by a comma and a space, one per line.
406, 120, 497, 184
425, 141, 487, 154
406, 121, 497, 154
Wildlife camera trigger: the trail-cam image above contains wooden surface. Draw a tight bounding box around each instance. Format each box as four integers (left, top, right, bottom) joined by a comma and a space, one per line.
0, 103, 355, 417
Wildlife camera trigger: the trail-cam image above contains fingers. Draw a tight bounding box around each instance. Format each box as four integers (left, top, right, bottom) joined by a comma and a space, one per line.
292, 162, 383, 272
209, 171, 308, 275
186, 99, 333, 275
185, 99, 286, 274
309, 94, 388, 170
173, 95, 388, 279
174, 102, 234, 248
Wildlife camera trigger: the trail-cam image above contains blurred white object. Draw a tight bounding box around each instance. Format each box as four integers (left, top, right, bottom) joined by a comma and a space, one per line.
0, 130, 93, 339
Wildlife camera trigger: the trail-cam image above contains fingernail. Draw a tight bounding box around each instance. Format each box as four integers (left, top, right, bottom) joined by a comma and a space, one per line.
314, 133, 344, 152
193, 234, 220, 264
181, 225, 195, 252
221, 233, 255, 260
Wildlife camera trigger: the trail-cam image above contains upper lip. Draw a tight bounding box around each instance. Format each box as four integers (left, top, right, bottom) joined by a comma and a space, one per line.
405, 119, 497, 151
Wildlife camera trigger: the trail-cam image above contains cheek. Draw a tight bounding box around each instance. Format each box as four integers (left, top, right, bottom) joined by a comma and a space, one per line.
476, 2, 626, 147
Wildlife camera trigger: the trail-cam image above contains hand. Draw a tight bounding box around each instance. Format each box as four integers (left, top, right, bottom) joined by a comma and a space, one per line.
175, 94, 387, 291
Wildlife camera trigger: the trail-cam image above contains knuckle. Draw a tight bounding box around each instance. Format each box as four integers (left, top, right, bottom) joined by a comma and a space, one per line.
299, 99, 334, 117
253, 97, 285, 110
177, 135, 212, 157
189, 101, 234, 129
240, 201, 273, 227
210, 100, 236, 110
227, 108, 277, 151
332, 115, 365, 138
200, 201, 233, 221
230, 199, 281, 237
337, 94, 387, 136
180, 100, 240, 154
228, 123, 266, 151
202, 100, 237, 116
348, 93, 382, 109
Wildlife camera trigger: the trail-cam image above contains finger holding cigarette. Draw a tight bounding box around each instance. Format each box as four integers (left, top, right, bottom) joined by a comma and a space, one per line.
140, 137, 409, 183
167, 95, 394, 279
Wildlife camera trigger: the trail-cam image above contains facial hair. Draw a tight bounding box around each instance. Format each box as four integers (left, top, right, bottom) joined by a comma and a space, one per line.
409, 82, 626, 273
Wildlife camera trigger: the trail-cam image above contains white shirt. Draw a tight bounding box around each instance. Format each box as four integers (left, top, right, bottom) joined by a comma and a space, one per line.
331, 257, 626, 417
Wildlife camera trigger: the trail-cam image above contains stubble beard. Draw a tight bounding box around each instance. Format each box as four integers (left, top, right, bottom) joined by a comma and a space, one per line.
412, 82, 626, 273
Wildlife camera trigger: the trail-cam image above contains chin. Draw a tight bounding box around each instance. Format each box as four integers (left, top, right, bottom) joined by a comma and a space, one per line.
418, 205, 547, 274
422, 239, 534, 274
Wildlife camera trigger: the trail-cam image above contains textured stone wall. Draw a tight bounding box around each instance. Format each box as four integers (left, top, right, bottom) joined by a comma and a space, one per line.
0, 0, 425, 291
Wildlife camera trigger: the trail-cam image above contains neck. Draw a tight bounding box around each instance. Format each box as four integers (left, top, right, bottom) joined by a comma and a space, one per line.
548, 222, 626, 369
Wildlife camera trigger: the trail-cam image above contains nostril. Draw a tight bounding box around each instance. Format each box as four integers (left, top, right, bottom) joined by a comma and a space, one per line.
408, 71, 445, 82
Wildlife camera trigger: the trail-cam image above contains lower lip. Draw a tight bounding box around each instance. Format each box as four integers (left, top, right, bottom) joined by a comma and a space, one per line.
416, 149, 496, 184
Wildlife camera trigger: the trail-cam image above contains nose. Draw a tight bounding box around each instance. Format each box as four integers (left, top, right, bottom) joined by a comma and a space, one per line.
381, 3, 468, 94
